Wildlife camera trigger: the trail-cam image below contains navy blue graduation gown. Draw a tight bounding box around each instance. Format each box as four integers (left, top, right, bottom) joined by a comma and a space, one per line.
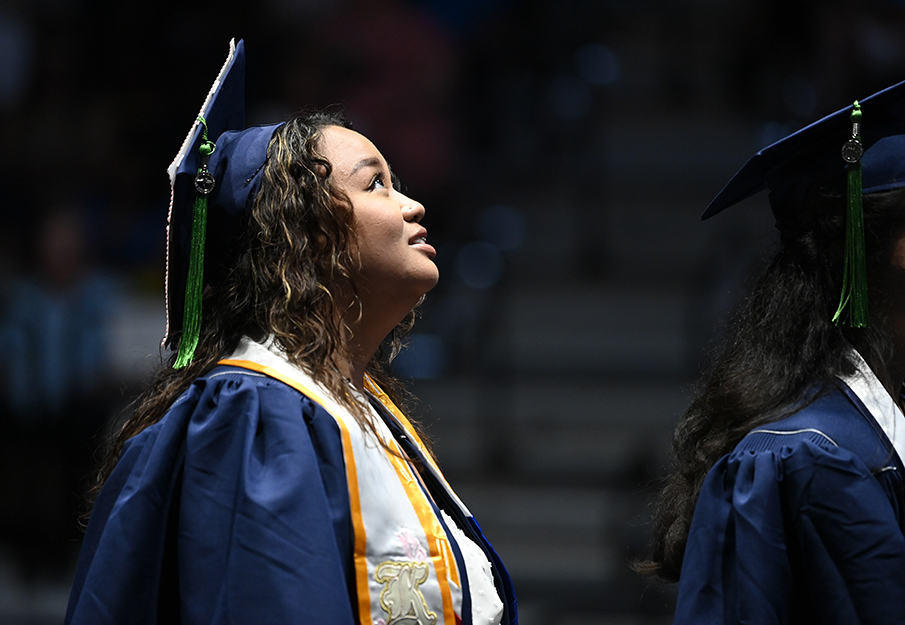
675, 380, 905, 624
64, 365, 517, 625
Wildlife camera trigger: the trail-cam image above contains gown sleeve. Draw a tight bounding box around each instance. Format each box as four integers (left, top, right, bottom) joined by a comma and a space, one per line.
675, 439, 905, 625
65, 371, 357, 625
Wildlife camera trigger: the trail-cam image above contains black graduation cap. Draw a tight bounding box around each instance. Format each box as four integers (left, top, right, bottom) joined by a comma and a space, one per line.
164, 39, 284, 366
703, 78, 905, 328
704, 78, 905, 221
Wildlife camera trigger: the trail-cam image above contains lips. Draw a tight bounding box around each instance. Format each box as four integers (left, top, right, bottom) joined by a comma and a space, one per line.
409, 228, 436, 258
409, 229, 429, 245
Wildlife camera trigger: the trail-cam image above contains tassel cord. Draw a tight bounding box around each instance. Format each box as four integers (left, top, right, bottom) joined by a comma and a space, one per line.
832, 102, 868, 328
174, 117, 216, 368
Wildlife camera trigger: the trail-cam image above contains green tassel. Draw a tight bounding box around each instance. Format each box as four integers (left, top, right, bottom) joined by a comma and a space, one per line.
832, 101, 868, 328
174, 117, 216, 369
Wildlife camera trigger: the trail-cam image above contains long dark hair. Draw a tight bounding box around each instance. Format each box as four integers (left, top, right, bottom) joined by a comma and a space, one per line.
638, 188, 905, 581
89, 110, 421, 509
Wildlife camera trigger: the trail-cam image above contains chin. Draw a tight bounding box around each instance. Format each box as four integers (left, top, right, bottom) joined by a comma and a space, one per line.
398, 273, 437, 310
359, 265, 439, 309
419, 267, 440, 294
407, 279, 438, 304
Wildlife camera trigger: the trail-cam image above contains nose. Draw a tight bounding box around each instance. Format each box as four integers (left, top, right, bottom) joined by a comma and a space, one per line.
401, 194, 425, 222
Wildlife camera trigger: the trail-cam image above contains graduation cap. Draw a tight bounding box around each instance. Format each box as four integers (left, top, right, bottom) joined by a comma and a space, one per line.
165, 39, 284, 368
703, 78, 905, 328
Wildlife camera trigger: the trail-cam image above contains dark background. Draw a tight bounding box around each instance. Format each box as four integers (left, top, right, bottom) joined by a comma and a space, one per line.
2, 0, 905, 622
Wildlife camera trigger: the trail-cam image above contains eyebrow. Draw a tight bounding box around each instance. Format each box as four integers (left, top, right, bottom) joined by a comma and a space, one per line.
350, 157, 382, 177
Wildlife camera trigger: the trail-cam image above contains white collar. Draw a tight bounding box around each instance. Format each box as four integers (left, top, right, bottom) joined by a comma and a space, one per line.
226, 336, 361, 420
838, 348, 905, 465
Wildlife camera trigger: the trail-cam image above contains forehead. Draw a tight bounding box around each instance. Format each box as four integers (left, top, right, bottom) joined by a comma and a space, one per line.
319, 125, 386, 176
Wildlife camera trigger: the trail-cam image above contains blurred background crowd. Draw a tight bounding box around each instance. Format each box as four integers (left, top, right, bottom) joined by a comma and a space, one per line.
2, 0, 905, 622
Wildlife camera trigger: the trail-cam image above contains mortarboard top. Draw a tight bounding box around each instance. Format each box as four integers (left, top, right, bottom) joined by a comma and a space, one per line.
164, 39, 284, 354
703, 78, 905, 222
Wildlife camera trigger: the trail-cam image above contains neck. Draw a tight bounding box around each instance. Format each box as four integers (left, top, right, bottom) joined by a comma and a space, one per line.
339, 345, 375, 395
337, 285, 420, 393
339, 310, 407, 395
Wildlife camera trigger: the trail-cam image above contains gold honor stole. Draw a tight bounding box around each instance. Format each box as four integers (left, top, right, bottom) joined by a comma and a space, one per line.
220, 338, 469, 625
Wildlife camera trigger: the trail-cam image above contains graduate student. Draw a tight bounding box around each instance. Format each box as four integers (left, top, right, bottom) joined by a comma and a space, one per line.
640, 79, 905, 623
64, 40, 517, 625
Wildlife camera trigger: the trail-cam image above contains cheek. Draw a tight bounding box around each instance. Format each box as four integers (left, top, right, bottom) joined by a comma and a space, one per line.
353, 223, 397, 270
355, 210, 402, 248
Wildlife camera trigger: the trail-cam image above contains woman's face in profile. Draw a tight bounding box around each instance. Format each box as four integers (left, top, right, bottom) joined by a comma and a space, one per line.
319, 125, 439, 306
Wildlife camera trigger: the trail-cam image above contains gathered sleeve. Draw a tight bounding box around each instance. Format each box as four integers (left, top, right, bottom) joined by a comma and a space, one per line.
675, 440, 905, 625
65, 371, 357, 625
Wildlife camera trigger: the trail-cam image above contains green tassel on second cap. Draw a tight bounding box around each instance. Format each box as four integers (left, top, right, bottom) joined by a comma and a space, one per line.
174, 116, 216, 369
832, 101, 868, 328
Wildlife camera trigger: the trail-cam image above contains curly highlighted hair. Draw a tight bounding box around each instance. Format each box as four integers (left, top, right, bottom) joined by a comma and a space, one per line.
91, 110, 420, 507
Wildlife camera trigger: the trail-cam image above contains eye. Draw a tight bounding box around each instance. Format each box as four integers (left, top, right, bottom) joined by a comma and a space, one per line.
368, 174, 387, 191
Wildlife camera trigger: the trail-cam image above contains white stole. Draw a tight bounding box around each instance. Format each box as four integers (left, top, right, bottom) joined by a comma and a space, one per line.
222, 337, 478, 625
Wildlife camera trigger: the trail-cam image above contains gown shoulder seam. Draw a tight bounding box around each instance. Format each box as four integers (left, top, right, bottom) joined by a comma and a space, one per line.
207, 369, 269, 380
748, 427, 839, 447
